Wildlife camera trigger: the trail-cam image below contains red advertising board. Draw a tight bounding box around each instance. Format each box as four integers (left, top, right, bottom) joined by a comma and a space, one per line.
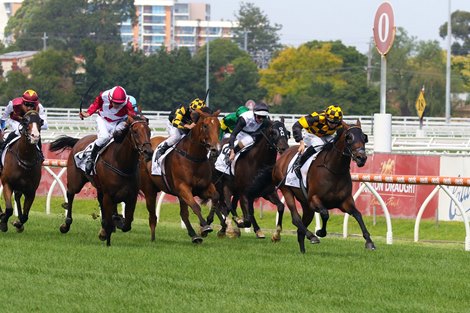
352, 153, 440, 219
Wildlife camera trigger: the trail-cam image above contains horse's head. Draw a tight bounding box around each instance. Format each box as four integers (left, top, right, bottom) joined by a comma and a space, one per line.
127, 114, 153, 162
20, 111, 43, 145
192, 108, 221, 157
341, 120, 368, 167
266, 120, 290, 154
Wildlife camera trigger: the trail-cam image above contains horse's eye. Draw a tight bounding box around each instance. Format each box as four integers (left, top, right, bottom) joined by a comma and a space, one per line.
346, 134, 354, 144
363, 134, 368, 143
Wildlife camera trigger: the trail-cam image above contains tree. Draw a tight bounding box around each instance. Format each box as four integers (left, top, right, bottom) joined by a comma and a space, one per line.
4, 0, 135, 55
233, 2, 283, 68
28, 49, 79, 108
439, 10, 470, 56
193, 39, 265, 112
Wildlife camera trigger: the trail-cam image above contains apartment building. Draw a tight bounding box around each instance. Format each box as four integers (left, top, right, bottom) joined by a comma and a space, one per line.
124, 1, 238, 54
0, 0, 238, 54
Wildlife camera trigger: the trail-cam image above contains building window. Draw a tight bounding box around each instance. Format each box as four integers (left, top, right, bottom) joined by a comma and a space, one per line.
143, 16, 165, 24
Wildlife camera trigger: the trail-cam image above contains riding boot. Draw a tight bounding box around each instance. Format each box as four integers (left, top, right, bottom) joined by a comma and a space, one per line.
294, 146, 316, 179
154, 142, 169, 162
85, 143, 102, 175
0, 132, 17, 157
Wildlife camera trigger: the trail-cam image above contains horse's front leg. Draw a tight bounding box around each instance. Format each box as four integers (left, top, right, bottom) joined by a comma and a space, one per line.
243, 195, 265, 239
13, 191, 33, 233
178, 186, 213, 237
264, 192, 285, 242
142, 187, 158, 242
121, 194, 137, 233
99, 194, 116, 246
342, 197, 376, 250
0, 184, 14, 232
178, 198, 202, 244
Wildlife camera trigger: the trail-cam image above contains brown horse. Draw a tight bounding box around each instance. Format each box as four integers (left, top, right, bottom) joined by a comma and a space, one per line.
271, 120, 374, 253
0, 110, 43, 232
49, 114, 153, 246
139, 109, 221, 243
208, 119, 290, 238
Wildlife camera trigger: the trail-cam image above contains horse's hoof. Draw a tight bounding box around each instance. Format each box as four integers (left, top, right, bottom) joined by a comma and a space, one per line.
217, 229, 226, 238
233, 217, 245, 228
309, 235, 320, 244
113, 215, 124, 230
121, 225, 131, 233
13, 221, 24, 233
271, 233, 281, 243
59, 224, 70, 234
0, 222, 8, 232
98, 229, 107, 241
200, 225, 213, 236
255, 230, 266, 239
365, 242, 376, 250
61, 203, 68, 210
191, 236, 203, 244
316, 229, 327, 237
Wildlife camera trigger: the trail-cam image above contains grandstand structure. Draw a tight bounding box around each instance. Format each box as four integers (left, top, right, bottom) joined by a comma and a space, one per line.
8, 107, 470, 155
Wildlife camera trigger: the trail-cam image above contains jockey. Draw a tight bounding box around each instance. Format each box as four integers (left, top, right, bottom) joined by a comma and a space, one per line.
154, 97, 206, 161
292, 105, 343, 177
79, 86, 135, 174
0, 89, 48, 160
219, 100, 255, 139
228, 102, 269, 162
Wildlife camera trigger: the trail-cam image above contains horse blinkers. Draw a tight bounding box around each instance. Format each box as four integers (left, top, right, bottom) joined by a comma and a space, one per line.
346, 128, 367, 167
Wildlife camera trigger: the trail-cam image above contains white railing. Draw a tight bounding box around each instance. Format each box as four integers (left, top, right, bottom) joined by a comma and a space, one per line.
3, 107, 470, 153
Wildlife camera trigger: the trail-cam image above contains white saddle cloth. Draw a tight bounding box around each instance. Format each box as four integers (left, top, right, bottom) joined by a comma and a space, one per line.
284, 153, 317, 188
1, 136, 21, 166
74, 140, 113, 174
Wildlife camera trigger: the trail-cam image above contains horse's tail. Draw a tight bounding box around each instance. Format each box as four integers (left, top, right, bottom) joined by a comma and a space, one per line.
49, 136, 80, 153
246, 165, 275, 199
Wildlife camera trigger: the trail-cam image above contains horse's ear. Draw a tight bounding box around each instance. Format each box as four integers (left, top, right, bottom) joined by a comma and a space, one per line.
137, 105, 143, 113
356, 119, 361, 128
213, 109, 221, 117
280, 116, 285, 123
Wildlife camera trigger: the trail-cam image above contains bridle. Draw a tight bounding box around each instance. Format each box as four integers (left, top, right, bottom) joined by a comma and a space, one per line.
329, 126, 367, 166
259, 121, 289, 154
128, 119, 152, 155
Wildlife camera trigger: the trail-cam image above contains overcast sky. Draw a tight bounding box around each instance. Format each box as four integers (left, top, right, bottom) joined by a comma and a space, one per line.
192, 0, 470, 54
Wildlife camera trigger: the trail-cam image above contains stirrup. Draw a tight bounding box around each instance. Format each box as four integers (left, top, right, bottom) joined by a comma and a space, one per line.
85, 160, 94, 174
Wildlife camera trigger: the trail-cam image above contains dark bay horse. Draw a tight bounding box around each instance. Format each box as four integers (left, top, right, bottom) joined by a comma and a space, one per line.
49, 114, 153, 246
208, 119, 290, 238
0, 110, 43, 232
139, 109, 221, 243
271, 120, 375, 253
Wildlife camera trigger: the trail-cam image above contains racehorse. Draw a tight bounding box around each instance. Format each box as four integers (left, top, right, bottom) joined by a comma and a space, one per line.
0, 110, 43, 232
49, 114, 153, 246
207, 119, 290, 238
139, 109, 221, 243
271, 120, 375, 253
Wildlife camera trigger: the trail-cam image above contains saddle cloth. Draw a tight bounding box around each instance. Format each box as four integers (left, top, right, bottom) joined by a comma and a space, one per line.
1, 136, 21, 166
214, 142, 250, 175
284, 152, 318, 188
74, 140, 113, 174
151, 146, 174, 176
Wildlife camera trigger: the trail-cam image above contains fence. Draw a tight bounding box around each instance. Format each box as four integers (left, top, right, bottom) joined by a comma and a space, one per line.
13, 158, 469, 251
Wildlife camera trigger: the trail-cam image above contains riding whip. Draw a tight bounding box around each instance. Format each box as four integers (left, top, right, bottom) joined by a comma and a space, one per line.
79, 80, 97, 120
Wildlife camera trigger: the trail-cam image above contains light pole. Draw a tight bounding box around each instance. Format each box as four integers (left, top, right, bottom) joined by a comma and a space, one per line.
205, 37, 210, 107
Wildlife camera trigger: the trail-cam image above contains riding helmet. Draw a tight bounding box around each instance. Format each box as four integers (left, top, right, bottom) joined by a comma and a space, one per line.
22, 89, 39, 105
325, 105, 343, 123
189, 98, 206, 110
253, 102, 269, 116
109, 86, 127, 104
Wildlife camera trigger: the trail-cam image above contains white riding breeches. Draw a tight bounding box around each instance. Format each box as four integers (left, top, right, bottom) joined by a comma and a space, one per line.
159, 121, 185, 148
95, 115, 127, 146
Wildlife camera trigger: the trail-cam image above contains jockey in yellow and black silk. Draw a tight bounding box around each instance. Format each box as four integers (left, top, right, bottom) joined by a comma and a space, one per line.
292, 105, 343, 177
